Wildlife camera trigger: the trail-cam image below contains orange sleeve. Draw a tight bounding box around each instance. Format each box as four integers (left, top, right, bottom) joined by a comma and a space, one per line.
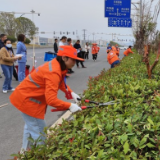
44, 73, 71, 110
129, 48, 133, 53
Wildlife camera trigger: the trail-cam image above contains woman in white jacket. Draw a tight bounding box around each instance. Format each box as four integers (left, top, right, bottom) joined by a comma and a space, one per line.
84, 42, 90, 59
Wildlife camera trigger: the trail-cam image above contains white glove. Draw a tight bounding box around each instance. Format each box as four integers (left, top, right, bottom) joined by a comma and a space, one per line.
69, 103, 82, 113
71, 92, 80, 103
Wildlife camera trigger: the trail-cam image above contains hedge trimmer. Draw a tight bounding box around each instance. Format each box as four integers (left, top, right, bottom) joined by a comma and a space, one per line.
51, 99, 120, 112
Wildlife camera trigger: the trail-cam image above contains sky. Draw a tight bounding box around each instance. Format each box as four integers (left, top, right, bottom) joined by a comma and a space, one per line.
1, 0, 160, 45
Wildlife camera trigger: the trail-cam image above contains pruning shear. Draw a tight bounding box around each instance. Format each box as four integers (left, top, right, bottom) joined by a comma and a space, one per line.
50, 98, 120, 112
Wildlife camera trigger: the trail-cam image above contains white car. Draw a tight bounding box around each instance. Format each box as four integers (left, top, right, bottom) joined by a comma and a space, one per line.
119, 46, 127, 50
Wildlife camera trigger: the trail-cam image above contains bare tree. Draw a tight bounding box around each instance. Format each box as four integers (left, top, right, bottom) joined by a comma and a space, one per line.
132, 0, 160, 54
0, 13, 17, 36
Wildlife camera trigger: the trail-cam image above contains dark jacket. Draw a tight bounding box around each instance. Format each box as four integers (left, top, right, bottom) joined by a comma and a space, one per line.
54, 42, 58, 53
74, 43, 81, 49
0, 40, 5, 49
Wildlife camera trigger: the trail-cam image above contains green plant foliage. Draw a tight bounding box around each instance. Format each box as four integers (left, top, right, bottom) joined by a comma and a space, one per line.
13, 53, 160, 160
7, 36, 17, 43
24, 38, 31, 44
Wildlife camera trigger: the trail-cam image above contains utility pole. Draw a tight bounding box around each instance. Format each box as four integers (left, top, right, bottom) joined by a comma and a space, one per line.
92, 33, 95, 43
82, 29, 87, 46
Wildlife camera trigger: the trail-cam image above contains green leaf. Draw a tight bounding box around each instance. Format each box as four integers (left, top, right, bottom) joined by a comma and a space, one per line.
147, 143, 155, 148
85, 145, 90, 149
123, 141, 129, 154
147, 118, 154, 126
139, 137, 147, 147
104, 144, 111, 148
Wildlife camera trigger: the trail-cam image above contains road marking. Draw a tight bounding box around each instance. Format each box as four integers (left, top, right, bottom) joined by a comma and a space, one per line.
0, 103, 8, 108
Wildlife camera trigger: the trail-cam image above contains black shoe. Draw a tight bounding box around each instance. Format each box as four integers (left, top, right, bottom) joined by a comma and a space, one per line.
82, 66, 87, 68
70, 70, 74, 73
0, 75, 2, 78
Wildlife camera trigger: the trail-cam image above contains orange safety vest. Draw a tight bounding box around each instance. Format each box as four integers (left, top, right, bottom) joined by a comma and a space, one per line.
92, 45, 97, 54
116, 47, 120, 56
112, 46, 116, 52
97, 46, 100, 53
124, 48, 133, 56
107, 51, 119, 65
10, 58, 72, 119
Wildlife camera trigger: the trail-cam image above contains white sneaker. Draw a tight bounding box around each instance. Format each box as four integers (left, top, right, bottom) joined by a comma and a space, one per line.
8, 88, 15, 91
3, 90, 7, 93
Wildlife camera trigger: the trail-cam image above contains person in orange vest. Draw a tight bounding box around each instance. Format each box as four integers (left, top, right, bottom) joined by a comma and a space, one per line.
123, 46, 133, 57
92, 43, 98, 62
115, 44, 120, 57
107, 48, 120, 68
112, 45, 116, 52
107, 44, 112, 53
10, 46, 83, 151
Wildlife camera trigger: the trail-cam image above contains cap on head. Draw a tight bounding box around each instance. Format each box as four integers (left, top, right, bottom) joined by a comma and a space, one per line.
57, 46, 84, 61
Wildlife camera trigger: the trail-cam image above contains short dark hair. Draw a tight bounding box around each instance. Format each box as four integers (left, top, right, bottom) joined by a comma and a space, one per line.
55, 39, 58, 41
17, 34, 25, 42
129, 46, 132, 48
67, 38, 72, 42
4, 39, 11, 44
0, 34, 6, 38
77, 40, 80, 43
56, 56, 68, 71
60, 36, 67, 40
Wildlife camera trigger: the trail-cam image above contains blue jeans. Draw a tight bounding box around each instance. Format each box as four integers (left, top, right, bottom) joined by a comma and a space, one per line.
111, 60, 120, 68
1, 64, 13, 90
18, 62, 26, 82
21, 112, 46, 150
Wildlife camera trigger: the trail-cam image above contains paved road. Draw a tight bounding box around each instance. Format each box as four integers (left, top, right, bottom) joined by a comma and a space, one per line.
0, 47, 124, 160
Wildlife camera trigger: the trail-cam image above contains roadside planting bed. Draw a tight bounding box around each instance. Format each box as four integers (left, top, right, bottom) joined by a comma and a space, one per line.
15, 53, 160, 160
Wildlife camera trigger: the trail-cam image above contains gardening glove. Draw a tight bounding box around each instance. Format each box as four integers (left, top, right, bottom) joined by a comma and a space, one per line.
69, 103, 82, 113
71, 92, 80, 103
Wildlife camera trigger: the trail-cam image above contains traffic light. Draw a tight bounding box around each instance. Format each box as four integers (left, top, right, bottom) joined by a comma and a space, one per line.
73, 32, 75, 35
54, 31, 55, 34
67, 32, 69, 35
60, 31, 62, 35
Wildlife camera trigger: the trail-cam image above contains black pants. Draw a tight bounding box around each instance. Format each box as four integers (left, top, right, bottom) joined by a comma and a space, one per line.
76, 51, 85, 67
13, 64, 18, 81
76, 60, 84, 67
85, 52, 89, 59
92, 54, 97, 60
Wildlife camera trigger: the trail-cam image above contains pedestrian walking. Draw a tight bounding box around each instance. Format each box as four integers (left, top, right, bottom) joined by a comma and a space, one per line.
84, 42, 90, 59
59, 36, 67, 47
67, 38, 74, 73
92, 43, 98, 62
0, 34, 7, 78
107, 48, 120, 68
10, 46, 83, 151
17, 34, 27, 83
53, 39, 58, 53
0, 39, 20, 93
74, 40, 86, 68
123, 46, 134, 57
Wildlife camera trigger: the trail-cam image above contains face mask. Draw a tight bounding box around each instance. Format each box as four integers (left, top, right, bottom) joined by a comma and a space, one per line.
6, 44, 12, 48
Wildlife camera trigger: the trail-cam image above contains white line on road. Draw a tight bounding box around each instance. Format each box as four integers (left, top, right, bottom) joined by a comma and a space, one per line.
0, 103, 8, 108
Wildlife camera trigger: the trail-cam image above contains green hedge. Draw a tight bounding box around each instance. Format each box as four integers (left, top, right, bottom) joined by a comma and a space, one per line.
13, 53, 160, 160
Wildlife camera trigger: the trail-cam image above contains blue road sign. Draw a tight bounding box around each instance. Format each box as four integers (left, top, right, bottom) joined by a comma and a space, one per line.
108, 18, 132, 28
104, 0, 131, 18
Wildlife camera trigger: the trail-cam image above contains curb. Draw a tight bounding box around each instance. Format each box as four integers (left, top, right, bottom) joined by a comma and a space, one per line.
48, 111, 72, 133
